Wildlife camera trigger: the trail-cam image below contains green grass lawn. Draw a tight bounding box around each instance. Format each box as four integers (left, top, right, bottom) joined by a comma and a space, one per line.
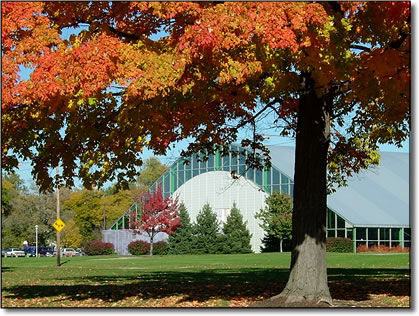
1, 252, 410, 308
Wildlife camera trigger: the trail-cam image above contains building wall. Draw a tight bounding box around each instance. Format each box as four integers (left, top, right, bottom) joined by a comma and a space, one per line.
103, 230, 168, 255
173, 171, 268, 253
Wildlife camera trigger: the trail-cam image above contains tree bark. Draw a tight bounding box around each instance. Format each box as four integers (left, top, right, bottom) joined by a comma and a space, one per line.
274, 73, 333, 305
149, 235, 154, 256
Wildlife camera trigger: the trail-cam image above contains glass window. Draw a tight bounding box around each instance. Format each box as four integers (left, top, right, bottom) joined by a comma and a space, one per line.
164, 174, 170, 194
193, 169, 199, 177
185, 168, 192, 181
281, 173, 289, 186
404, 228, 411, 241
357, 228, 366, 240
404, 242, 411, 248
172, 170, 177, 192
239, 164, 246, 176
380, 241, 390, 247
239, 151, 246, 165
346, 229, 353, 240
231, 154, 238, 168
391, 228, 401, 241
256, 169, 263, 186
157, 179, 163, 191
178, 170, 185, 187
223, 154, 230, 172
199, 155, 206, 170
368, 241, 378, 248
281, 184, 289, 195
266, 168, 272, 186
368, 228, 378, 240
327, 209, 335, 229
247, 168, 254, 182
207, 154, 215, 171
289, 184, 294, 199
327, 230, 335, 238
337, 216, 345, 228
193, 154, 200, 170
273, 169, 280, 184
380, 228, 390, 240
272, 184, 280, 192
337, 230, 345, 238
391, 241, 400, 247
178, 160, 185, 172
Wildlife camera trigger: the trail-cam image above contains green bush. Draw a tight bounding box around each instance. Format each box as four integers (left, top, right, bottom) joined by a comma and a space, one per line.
128, 240, 149, 255
152, 241, 168, 255
83, 240, 114, 255
326, 237, 353, 253
128, 240, 168, 255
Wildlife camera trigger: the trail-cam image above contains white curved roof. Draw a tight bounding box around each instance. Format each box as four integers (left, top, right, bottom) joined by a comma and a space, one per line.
268, 146, 410, 227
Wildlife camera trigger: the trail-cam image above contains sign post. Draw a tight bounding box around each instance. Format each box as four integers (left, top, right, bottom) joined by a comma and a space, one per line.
35, 225, 38, 257
56, 165, 61, 266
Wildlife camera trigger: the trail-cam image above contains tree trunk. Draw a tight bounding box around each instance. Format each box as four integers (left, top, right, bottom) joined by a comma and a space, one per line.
280, 239, 283, 253
274, 73, 333, 305
149, 236, 154, 256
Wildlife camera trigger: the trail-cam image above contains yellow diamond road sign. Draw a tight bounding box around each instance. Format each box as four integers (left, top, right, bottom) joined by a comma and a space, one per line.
53, 218, 66, 232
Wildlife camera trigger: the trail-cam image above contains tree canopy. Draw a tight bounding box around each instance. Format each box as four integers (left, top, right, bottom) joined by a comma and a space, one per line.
1, 1, 410, 306
2, 2, 409, 192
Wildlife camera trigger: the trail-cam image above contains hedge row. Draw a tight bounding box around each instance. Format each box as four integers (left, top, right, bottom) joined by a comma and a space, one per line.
128, 240, 168, 255
326, 237, 353, 253
356, 244, 410, 253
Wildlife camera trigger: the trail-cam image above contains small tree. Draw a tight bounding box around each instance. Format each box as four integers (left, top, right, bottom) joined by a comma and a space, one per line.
130, 185, 181, 256
222, 203, 253, 254
194, 204, 221, 254
255, 191, 293, 253
168, 205, 196, 255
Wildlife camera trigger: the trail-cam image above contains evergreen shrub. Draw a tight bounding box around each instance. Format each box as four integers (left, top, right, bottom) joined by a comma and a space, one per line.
222, 203, 253, 254
152, 241, 168, 255
168, 205, 196, 255
326, 237, 353, 253
83, 240, 114, 255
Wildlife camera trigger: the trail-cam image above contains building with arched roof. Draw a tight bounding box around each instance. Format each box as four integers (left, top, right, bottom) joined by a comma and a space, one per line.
104, 145, 410, 255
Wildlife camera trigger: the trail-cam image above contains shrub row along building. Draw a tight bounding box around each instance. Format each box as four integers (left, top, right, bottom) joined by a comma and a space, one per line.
103, 145, 410, 254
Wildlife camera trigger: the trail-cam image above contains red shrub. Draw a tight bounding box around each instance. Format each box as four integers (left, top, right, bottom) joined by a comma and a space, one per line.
84, 240, 115, 255
356, 244, 409, 253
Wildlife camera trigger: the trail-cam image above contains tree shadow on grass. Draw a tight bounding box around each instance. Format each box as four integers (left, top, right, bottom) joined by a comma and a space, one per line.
3, 268, 287, 304
2, 268, 410, 305
327, 268, 410, 302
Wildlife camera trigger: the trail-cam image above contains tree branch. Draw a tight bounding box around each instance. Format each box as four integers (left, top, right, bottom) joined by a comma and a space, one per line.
236, 98, 281, 130
350, 44, 371, 52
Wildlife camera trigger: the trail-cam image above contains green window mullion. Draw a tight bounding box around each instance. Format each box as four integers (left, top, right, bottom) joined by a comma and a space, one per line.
215, 150, 220, 171
263, 167, 269, 192
170, 167, 176, 194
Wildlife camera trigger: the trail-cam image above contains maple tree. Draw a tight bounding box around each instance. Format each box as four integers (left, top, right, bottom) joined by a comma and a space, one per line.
130, 184, 181, 256
1, 1, 410, 305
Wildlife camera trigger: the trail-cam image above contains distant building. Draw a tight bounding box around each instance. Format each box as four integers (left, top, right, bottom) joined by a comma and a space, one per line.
104, 145, 409, 254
